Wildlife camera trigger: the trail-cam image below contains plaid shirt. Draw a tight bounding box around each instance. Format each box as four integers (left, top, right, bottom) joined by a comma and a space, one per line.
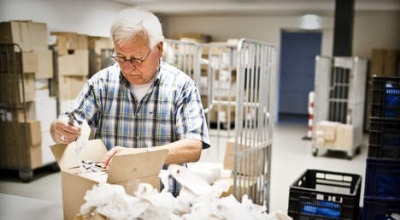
64, 61, 210, 195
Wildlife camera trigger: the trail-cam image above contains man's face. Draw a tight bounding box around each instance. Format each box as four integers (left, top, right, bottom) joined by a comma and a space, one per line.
113, 37, 163, 85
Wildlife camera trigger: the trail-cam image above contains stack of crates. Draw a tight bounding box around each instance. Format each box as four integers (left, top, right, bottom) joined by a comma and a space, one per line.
363, 76, 400, 219
287, 169, 362, 220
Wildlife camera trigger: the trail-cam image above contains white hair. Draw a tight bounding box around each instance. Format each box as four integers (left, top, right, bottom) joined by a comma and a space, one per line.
110, 7, 164, 48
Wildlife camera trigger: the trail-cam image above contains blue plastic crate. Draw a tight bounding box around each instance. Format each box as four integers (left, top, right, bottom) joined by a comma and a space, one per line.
371, 76, 400, 119
364, 159, 400, 200
362, 197, 400, 220
288, 169, 361, 220
368, 118, 400, 160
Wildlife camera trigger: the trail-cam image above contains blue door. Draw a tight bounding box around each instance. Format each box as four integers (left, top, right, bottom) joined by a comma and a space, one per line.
278, 31, 322, 123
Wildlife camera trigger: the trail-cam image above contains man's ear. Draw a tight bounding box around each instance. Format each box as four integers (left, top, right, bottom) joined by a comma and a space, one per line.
157, 42, 164, 56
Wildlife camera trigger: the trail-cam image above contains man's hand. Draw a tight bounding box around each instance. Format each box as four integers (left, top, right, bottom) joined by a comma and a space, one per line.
50, 115, 81, 144
101, 147, 147, 170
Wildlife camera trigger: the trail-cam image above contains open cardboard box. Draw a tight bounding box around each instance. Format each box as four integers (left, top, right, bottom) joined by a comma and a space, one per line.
50, 139, 168, 220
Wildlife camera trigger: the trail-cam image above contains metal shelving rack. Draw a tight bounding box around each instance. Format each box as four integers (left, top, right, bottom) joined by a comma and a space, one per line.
164, 38, 277, 210
312, 56, 367, 159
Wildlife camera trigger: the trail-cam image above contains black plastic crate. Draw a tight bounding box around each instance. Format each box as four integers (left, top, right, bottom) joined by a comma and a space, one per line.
371, 76, 400, 119
288, 169, 361, 220
364, 158, 400, 200
368, 118, 400, 160
362, 197, 400, 220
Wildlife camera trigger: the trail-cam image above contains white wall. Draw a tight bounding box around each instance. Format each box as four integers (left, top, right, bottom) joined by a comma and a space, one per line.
0, 0, 398, 58
162, 11, 400, 59
0, 0, 127, 37
353, 11, 400, 58
162, 14, 335, 57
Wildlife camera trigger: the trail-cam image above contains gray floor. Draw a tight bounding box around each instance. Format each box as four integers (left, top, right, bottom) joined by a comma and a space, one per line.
0, 121, 368, 219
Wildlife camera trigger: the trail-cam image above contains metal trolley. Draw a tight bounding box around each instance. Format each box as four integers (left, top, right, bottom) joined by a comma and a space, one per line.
164, 38, 277, 209
312, 56, 367, 159
0, 44, 35, 181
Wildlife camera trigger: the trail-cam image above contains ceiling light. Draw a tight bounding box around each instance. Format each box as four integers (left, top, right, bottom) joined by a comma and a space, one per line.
299, 14, 322, 30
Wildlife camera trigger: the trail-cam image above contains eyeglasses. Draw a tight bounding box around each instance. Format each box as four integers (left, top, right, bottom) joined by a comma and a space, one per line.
111, 49, 152, 66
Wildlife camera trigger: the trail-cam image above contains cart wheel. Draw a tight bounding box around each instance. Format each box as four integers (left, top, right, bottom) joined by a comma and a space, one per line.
19, 170, 33, 182
48, 162, 61, 172
355, 147, 361, 155
312, 148, 318, 157
346, 153, 353, 160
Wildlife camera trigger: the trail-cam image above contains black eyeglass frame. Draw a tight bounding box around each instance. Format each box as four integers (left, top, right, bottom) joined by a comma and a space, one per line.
111, 48, 152, 65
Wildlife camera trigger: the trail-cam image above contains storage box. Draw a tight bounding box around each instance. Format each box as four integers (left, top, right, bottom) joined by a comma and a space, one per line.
314, 121, 339, 147
0, 20, 48, 52
334, 124, 353, 149
0, 142, 42, 170
371, 76, 400, 119
0, 120, 42, 169
288, 169, 361, 220
50, 139, 168, 220
0, 72, 36, 104
362, 197, 400, 220
88, 36, 113, 55
51, 32, 78, 52
0, 120, 42, 146
0, 51, 37, 73
214, 176, 258, 201
223, 138, 266, 176
58, 75, 87, 101
368, 118, 400, 160
364, 158, 400, 200
35, 49, 54, 79
58, 50, 89, 76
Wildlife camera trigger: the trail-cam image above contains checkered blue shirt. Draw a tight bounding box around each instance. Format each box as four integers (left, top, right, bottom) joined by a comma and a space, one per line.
64, 61, 210, 195
68, 61, 210, 150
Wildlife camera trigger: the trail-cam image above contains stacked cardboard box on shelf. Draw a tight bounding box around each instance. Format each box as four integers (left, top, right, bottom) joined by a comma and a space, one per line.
88, 36, 114, 77
0, 20, 57, 171
50, 32, 89, 101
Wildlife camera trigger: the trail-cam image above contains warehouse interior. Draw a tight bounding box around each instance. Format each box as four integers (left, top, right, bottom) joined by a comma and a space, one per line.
0, 0, 399, 219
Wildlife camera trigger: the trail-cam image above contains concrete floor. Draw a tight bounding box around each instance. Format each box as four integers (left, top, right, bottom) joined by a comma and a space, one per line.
0, 119, 368, 219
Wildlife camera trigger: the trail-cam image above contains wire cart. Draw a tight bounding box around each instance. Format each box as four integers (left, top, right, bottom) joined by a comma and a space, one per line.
312, 56, 367, 159
164, 38, 277, 209
0, 44, 37, 181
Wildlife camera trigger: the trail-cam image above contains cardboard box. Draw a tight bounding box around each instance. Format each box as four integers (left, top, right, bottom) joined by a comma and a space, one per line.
53, 34, 68, 56
0, 120, 42, 146
51, 32, 78, 52
50, 139, 168, 220
58, 50, 89, 76
314, 121, 340, 143
51, 32, 88, 56
77, 34, 88, 50
0, 21, 30, 51
214, 177, 258, 201
0, 120, 42, 169
0, 20, 48, 52
0, 72, 36, 104
370, 49, 399, 77
35, 49, 54, 79
223, 138, 266, 176
335, 124, 353, 150
58, 75, 86, 101
88, 36, 113, 55
383, 49, 398, 76
27, 21, 48, 51
0, 142, 41, 169
0, 51, 38, 73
